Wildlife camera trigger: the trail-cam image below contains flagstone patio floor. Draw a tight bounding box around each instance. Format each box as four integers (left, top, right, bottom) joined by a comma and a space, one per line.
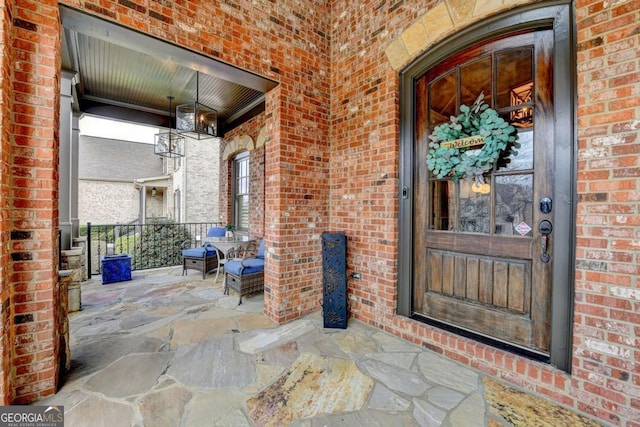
39, 267, 602, 427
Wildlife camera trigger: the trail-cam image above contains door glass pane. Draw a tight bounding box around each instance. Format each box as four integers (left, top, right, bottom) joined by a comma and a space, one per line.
494, 174, 533, 236
459, 180, 490, 233
496, 48, 533, 129
460, 56, 492, 107
429, 71, 457, 127
429, 180, 455, 231
499, 130, 533, 171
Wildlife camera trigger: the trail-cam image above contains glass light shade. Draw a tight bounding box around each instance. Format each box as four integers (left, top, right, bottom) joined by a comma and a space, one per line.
176, 101, 218, 139
154, 130, 185, 157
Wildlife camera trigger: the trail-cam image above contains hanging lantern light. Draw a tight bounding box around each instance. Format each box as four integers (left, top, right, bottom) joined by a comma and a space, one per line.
154, 96, 185, 157
176, 71, 218, 139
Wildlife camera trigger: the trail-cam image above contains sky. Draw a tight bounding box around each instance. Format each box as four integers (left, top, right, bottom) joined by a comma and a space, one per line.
79, 115, 160, 144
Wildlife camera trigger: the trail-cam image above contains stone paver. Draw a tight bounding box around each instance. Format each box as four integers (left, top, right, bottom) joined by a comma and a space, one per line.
170, 317, 235, 347
418, 351, 480, 394
247, 352, 373, 426
184, 389, 248, 426
414, 398, 448, 427
137, 383, 193, 427
37, 267, 603, 427
84, 352, 173, 398
167, 335, 257, 388
369, 383, 411, 411
359, 358, 429, 396
237, 318, 317, 354
66, 395, 134, 427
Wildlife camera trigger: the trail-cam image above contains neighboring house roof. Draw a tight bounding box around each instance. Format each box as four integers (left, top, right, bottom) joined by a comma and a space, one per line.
79, 135, 163, 181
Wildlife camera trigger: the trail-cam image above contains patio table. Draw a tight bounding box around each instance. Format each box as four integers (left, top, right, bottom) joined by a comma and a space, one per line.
204, 235, 256, 281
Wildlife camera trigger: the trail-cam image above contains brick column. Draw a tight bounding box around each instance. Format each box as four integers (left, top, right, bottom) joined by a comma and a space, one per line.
262, 87, 330, 323
0, 0, 16, 405
7, 0, 62, 403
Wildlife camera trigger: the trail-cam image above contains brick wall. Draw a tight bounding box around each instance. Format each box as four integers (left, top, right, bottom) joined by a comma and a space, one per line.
257, 10, 331, 322
183, 137, 220, 223
329, 0, 640, 426
0, 0, 637, 424
0, 0, 16, 404
78, 135, 162, 181
78, 180, 139, 224
5, 0, 62, 403
330, 0, 404, 330
573, 0, 639, 423
221, 112, 266, 238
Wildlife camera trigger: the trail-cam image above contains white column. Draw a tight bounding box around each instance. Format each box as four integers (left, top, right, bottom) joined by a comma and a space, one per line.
58, 71, 76, 250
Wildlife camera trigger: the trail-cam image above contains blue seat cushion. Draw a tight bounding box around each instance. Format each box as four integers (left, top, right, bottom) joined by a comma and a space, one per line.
182, 245, 217, 258
225, 258, 264, 275
207, 227, 226, 237
256, 240, 266, 259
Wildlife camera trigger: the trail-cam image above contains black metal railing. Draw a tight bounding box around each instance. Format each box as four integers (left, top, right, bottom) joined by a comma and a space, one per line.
83, 221, 224, 277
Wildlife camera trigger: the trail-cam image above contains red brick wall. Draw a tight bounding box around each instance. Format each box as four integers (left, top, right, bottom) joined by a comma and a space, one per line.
328, 1, 640, 426
330, 1, 406, 328
573, 0, 639, 424
0, 0, 16, 404
221, 112, 266, 239
3, 0, 62, 403
0, 0, 636, 423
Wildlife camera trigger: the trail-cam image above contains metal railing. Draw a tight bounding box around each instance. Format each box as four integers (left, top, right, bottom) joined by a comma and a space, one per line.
83, 221, 224, 277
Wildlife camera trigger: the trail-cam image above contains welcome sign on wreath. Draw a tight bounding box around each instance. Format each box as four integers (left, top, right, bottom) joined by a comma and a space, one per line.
427, 93, 520, 183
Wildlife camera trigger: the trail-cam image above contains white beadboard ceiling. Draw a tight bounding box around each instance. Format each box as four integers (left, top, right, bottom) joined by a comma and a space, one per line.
60, 6, 277, 132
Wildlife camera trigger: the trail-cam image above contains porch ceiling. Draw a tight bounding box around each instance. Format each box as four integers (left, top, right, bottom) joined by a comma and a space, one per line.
60, 6, 278, 134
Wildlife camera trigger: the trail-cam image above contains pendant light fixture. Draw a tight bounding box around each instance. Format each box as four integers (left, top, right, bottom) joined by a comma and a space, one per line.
154, 96, 185, 158
176, 71, 218, 139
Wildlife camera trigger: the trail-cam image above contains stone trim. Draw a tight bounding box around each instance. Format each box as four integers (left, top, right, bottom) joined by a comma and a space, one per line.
222, 134, 255, 160
384, 0, 530, 70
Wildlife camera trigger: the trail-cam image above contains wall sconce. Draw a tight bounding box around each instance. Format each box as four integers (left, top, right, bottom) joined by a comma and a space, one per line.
151, 187, 157, 198
154, 96, 185, 158
176, 71, 218, 139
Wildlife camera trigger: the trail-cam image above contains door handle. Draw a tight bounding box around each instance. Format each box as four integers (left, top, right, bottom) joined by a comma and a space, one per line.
539, 220, 553, 263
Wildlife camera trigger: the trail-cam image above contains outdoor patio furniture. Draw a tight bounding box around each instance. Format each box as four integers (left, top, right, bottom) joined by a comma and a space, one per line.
182, 244, 219, 279
224, 239, 265, 304
206, 227, 227, 239
204, 235, 257, 282
181, 227, 225, 279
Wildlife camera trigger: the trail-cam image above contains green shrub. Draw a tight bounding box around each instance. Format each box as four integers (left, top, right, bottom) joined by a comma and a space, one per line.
115, 235, 137, 254
131, 222, 191, 269
80, 224, 116, 242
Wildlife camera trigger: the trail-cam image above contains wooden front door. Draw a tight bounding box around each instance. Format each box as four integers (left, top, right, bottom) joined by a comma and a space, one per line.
413, 30, 556, 355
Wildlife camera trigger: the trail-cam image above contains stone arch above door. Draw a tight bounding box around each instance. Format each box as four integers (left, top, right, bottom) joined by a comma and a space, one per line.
384, 0, 531, 70
222, 134, 255, 160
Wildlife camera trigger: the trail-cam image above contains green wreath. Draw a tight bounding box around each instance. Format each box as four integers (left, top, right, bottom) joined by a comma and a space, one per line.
427, 93, 520, 183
